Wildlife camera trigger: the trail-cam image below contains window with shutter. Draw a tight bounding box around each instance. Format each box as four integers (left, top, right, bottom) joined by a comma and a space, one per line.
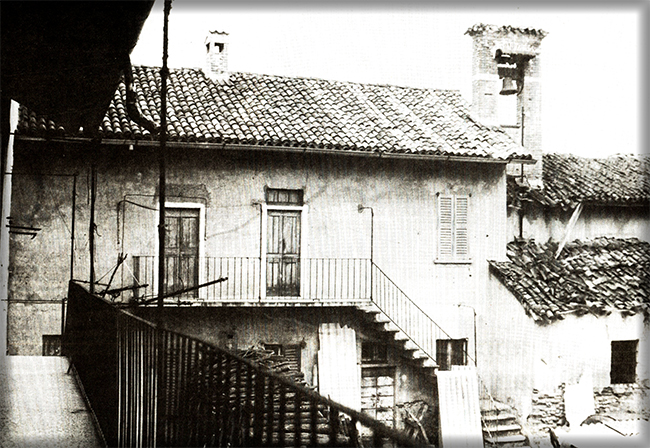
437, 195, 470, 261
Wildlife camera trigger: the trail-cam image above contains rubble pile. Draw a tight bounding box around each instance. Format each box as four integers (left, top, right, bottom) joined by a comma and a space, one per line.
238, 347, 311, 388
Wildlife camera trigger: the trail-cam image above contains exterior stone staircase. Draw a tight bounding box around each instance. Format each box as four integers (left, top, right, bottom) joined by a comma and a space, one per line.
356, 303, 437, 371
356, 269, 528, 447
481, 399, 529, 447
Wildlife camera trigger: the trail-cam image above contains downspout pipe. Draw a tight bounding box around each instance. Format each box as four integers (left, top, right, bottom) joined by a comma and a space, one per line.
122, 56, 159, 135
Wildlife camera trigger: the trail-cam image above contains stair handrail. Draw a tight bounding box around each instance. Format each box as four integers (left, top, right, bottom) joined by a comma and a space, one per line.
370, 262, 476, 366
371, 262, 504, 445
478, 375, 498, 442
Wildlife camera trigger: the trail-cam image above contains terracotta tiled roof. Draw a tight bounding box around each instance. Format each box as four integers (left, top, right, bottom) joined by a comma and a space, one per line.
509, 153, 650, 209
489, 237, 650, 324
16, 66, 529, 161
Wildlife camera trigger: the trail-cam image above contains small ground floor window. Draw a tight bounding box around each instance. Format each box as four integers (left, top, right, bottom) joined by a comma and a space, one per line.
436, 338, 468, 371
42, 334, 61, 356
611, 340, 638, 384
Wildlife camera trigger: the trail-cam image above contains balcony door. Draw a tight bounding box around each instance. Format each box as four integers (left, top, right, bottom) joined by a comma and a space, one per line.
266, 209, 301, 296
164, 207, 200, 298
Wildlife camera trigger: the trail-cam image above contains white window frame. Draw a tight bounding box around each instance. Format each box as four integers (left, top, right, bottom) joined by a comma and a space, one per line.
436, 194, 471, 264
153, 202, 206, 299
260, 202, 308, 300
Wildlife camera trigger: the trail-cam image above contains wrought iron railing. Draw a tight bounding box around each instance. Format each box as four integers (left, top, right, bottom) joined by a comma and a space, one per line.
126, 256, 371, 304
123, 255, 475, 368
65, 281, 419, 447
370, 263, 471, 367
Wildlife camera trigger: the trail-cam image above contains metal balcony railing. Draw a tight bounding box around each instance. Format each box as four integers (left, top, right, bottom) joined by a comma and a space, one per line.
122, 255, 473, 368
126, 256, 372, 304
64, 281, 419, 447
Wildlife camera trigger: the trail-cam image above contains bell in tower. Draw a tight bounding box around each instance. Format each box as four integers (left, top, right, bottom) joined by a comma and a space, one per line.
499, 76, 518, 95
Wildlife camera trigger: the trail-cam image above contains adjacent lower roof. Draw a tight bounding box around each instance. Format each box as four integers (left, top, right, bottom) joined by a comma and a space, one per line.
16, 66, 530, 162
489, 237, 650, 324
511, 153, 650, 209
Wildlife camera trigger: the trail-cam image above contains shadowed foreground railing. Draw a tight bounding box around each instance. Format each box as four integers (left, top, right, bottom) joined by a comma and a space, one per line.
64, 281, 419, 447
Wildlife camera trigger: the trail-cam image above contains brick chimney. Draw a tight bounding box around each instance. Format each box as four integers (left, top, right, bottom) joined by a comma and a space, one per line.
466, 24, 547, 187
205, 30, 229, 82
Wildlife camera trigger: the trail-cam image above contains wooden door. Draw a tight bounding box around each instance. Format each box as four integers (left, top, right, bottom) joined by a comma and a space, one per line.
361, 366, 396, 428
266, 210, 301, 296
164, 208, 199, 298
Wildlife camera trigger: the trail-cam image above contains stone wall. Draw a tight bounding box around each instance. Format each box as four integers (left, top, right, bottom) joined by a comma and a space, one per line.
526, 382, 650, 432
594, 383, 650, 420
528, 384, 566, 428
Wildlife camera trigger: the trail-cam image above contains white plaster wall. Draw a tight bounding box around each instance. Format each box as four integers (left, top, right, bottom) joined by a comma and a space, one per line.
480, 271, 649, 419
507, 205, 650, 244
9, 142, 506, 354
479, 273, 537, 417
533, 312, 649, 392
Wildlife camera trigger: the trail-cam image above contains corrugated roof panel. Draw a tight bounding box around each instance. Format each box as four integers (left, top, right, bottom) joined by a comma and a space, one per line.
318, 323, 361, 411
437, 368, 483, 448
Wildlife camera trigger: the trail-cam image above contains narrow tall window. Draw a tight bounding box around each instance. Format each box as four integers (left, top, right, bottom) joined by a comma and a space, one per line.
611, 340, 638, 384
438, 195, 469, 261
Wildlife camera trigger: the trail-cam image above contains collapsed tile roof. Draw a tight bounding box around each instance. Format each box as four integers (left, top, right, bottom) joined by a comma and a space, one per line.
489, 237, 650, 324
510, 153, 650, 209
16, 66, 530, 162
465, 23, 548, 38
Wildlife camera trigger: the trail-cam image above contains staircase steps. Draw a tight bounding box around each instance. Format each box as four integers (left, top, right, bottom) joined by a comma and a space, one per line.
481, 401, 529, 447
485, 434, 528, 445
354, 304, 437, 372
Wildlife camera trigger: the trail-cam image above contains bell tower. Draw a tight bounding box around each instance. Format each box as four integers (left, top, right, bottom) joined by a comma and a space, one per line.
466, 24, 547, 186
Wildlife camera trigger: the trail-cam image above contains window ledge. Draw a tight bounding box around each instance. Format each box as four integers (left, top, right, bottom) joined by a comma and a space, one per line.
361, 363, 396, 369
434, 259, 473, 265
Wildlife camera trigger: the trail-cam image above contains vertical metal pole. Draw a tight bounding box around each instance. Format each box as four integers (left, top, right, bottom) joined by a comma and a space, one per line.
359, 205, 375, 301
60, 298, 66, 337
473, 308, 477, 367
369, 207, 374, 301
369, 207, 374, 264
158, 1, 171, 310
519, 105, 525, 239
157, 2, 172, 446
89, 163, 96, 294
70, 173, 77, 281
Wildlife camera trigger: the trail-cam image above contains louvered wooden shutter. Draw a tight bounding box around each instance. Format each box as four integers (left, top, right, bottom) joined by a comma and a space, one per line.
438, 195, 469, 260
455, 196, 469, 258
438, 196, 454, 259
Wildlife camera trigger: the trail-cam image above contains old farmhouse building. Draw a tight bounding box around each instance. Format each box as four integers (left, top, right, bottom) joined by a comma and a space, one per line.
8, 20, 646, 445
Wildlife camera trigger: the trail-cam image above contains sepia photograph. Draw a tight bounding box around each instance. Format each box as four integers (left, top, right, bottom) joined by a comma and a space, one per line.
1, 1, 648, 447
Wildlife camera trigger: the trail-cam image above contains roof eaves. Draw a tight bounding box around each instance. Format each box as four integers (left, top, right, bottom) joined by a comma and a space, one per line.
16, 135, 512, 164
